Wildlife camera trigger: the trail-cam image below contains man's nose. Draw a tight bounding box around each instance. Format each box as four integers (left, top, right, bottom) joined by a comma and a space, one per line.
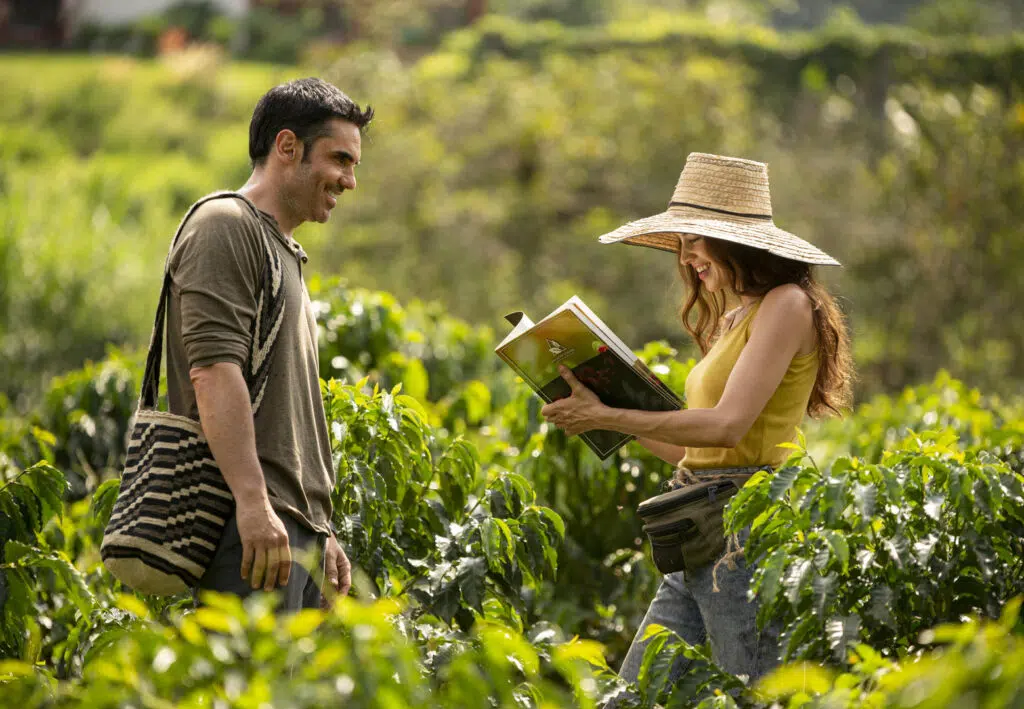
341, 170, 357, 192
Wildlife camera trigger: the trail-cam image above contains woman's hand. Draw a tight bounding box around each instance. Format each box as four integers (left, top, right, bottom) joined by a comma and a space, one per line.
540, 366, 609, 436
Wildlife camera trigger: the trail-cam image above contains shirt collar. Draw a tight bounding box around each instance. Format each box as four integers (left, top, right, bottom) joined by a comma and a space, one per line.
257, 209, 308, 263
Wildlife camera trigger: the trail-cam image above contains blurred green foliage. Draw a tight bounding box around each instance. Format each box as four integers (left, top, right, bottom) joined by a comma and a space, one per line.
3, 15, 1023, 406
3, 8, 1024, 704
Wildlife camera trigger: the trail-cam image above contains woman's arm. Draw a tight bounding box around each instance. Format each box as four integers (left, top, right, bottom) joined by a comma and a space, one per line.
635, 438, 687, 466
543, 286, 814, 447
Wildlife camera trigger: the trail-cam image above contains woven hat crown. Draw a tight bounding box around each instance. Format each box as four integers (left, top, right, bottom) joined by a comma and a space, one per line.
671, 153, 773, 218
597, 151, 840, 266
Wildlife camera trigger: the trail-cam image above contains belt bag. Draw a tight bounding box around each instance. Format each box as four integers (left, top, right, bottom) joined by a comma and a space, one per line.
100, 192, 285, 596
636, 476, 751, 574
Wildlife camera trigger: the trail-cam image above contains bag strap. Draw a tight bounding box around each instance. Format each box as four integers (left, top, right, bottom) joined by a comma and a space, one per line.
139, 191, 285, 414
673, 464, 770, 488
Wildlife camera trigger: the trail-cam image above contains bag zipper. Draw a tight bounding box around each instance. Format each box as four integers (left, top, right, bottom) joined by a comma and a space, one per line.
637, 481, 739, 517
644, 517, 700, 539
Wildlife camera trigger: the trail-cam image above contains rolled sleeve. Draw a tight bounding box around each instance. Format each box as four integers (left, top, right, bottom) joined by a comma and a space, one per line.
169, 200, 264, 372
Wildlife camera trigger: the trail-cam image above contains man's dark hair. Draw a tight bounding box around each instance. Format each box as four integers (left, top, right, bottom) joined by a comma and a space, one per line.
249, 78, 374, 166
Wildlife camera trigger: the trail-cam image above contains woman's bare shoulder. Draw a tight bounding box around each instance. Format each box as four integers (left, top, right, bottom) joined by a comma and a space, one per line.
757, 284, 815, 352
762, 283, 813, 315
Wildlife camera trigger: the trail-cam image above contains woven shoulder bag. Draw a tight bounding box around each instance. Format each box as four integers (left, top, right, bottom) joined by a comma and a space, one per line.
100, 192, 285, 595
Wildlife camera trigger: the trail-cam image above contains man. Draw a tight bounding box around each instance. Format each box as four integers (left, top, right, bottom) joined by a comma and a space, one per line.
165, 78, 373, 610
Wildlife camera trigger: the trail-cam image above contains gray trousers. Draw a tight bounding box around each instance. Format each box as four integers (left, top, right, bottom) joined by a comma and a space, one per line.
617, 527, 782, 697
194, 511, 328, 612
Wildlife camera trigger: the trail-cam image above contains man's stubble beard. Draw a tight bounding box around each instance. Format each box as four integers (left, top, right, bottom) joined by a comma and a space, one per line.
283, 163, 317, 225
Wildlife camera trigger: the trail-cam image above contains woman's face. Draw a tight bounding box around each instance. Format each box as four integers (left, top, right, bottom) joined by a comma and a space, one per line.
679, 234, 728, 293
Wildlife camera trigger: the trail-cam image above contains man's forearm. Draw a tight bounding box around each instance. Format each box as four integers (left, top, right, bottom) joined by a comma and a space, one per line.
191, 362, 270, 507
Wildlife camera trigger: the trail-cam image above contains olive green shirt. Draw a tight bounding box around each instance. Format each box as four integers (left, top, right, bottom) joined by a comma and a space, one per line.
165, 196, 334, 534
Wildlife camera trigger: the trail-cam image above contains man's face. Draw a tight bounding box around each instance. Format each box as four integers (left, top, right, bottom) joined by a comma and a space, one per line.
286, 118, 362, 225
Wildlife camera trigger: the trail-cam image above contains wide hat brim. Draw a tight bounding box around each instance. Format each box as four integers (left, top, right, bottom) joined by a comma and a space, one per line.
598, 207, 840, 266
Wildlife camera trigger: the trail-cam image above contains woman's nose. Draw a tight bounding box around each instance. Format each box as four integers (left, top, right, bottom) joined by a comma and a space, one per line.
678, 242, 692, 264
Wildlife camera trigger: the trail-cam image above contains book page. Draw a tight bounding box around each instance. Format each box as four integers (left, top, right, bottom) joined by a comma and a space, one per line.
496, 309, 609, 392
495, 311, 536, 351
495, 298, 583, 351
565, 296, 636, 364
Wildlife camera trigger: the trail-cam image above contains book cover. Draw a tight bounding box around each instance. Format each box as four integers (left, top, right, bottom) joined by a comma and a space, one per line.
496, 300, 681, 460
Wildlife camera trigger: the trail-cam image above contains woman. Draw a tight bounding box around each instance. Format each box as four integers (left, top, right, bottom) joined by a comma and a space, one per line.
541, 152, 853, 685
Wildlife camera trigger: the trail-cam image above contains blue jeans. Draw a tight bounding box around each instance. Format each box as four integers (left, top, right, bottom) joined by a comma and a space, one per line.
618, 531, 781, 685
618, 466, 781, 689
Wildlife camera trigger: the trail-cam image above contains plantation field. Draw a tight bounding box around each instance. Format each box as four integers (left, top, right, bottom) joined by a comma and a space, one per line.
2, 279, 1024, 706
2, 30, 1023, 407
2, 15, 1024, 707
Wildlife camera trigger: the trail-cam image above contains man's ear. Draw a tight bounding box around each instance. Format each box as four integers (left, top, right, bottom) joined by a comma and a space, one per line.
273, 129, 302, 163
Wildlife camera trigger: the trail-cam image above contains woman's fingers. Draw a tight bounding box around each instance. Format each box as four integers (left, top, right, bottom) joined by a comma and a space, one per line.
558, 365, 584, 392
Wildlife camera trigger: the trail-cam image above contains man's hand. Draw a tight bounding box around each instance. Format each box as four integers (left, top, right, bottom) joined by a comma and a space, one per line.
321, 533, 352, 609
191, 362, 291, 591
236, 500, 292, 591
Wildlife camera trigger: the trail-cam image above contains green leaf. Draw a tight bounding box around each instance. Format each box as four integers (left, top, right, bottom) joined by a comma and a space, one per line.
758, 662, 834, 698
4, 541, 94, 617
535, 506, 565, 540
812, 573, 837, 617
854, 483, 878, 519
553, 639, 609, 670
89, 479, 121, 531
637, 631, 672, 691
400, 358, 430, 402
826, 615, 861, 660
641, 623, 669, 642
856, 549, 875, 574
0, 660, 34, 678
783, 559, 813, 606
822, 531, 850, 573
914, 534, 939, 566
481, 518, 504, 573
757, 548, 788, 605
430, 580, 461, 625
286, 609, 324, 638
924, 493, 945, 520
461, 380, 492, 425
883, 536, 908, 569
193, 607, 238, 635
769, 467, 800, 501
455, 557, 487, 612
782, 613, 818, 659
830, 457, 854, 476
867, 586, 894, 627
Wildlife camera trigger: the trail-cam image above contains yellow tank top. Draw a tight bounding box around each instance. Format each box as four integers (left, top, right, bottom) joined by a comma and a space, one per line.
681, 300, 819, 470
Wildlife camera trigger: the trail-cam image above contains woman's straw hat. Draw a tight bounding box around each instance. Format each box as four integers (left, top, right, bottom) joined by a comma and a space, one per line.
598, 152, 840, 266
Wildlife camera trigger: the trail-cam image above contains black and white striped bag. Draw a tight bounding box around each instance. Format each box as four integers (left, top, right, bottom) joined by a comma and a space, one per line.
101, 192, 285, 595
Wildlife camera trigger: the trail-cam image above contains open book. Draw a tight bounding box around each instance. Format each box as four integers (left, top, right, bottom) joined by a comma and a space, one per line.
496, 296, 683, 460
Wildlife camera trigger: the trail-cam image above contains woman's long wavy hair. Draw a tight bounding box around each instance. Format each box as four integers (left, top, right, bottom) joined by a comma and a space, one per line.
679, 236, 854, 417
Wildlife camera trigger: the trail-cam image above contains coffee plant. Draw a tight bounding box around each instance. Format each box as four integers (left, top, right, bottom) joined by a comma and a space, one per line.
2, 288, 1024, 707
